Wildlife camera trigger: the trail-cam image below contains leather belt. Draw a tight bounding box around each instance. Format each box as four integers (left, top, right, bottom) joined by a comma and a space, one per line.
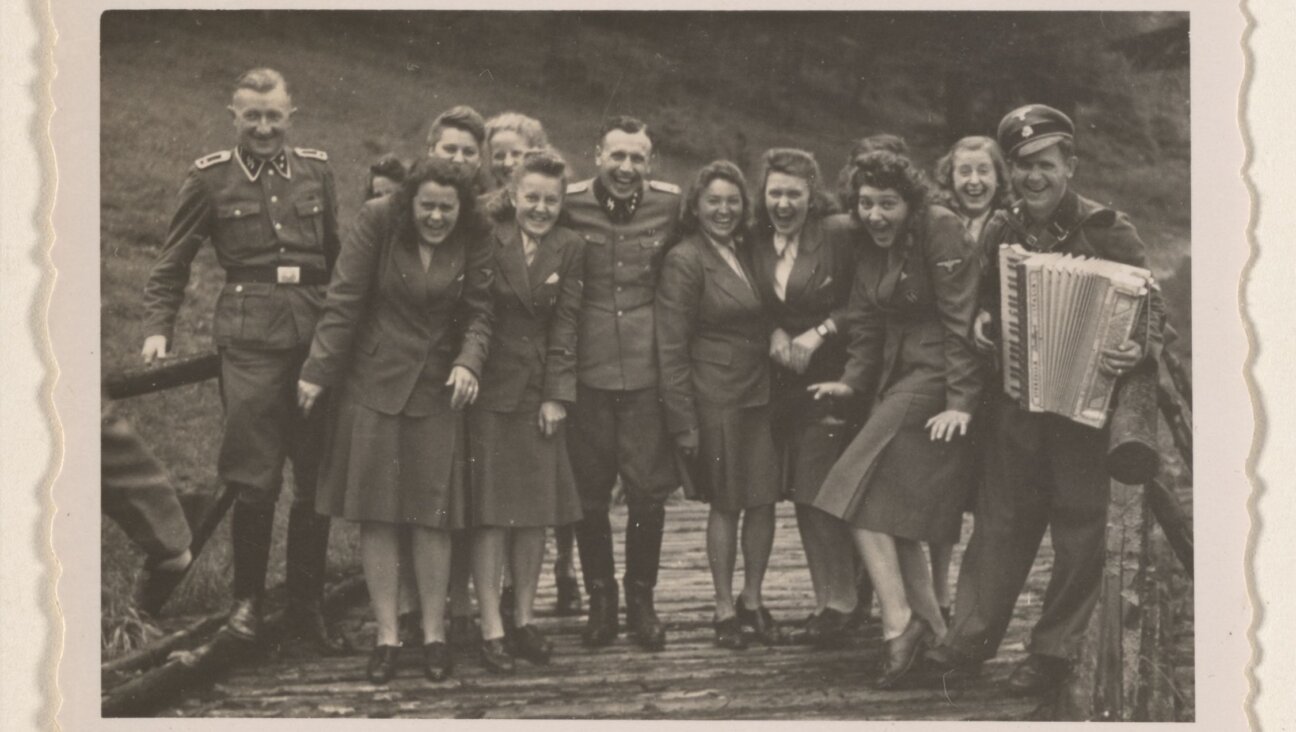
225, 266, 329, 285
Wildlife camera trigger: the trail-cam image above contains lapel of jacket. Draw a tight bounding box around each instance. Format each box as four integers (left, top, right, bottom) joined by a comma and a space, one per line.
393, 233, 428, 303
495, 222, 535, 316
783, 219, 822, 304
698, 235, 758, 311
874, 230, 913, 307
746, 230, 779, 306
528, 229, 564, 300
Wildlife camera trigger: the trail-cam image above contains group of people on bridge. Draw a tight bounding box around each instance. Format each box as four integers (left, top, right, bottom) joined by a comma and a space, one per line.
122, 66, 1162, 695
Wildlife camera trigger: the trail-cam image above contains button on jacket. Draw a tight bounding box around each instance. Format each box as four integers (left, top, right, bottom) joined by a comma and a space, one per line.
143, 146, 340, 349
474, 221, 584, 413
299, 196, 493, 417
561, 178, 682, 391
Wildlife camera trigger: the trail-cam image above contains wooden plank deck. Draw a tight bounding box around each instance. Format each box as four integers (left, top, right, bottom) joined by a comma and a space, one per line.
166, 501, 1054, 720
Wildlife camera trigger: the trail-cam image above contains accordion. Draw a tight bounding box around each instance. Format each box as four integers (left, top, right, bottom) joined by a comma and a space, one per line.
999, 244, 1153, 428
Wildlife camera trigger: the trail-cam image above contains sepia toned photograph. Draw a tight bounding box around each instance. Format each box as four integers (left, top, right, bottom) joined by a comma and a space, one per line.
90, 8, 1198, 722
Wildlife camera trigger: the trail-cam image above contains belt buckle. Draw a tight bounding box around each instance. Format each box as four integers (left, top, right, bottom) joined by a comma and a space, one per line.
276, 266, 301, 284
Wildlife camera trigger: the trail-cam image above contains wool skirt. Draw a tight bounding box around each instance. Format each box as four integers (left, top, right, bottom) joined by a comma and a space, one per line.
316, 387, 468, 530
683, 403, 781, 514
812, 391, 972, 544
467, 407, 584, 528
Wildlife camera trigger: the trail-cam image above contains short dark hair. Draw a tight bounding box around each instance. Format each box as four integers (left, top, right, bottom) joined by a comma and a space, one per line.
365, 154, 407, 201
752, 148, 833, 231
679, 160, 751, 242
233, 68, 289, 99
428, 105, 487, 147
597, 115, 654, 150
393, 156, 485, 244
933, 136, 1011, 212
847, 150, 932, 216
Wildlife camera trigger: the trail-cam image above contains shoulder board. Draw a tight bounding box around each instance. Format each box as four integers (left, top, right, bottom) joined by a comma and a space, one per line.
194, 150, 232, 170
648, 180, 681, 195
293, 147, 329, 161
566, 179, 592, 195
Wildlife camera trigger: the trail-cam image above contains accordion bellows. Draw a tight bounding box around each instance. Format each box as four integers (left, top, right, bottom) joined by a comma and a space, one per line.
999, 244, 1152, 428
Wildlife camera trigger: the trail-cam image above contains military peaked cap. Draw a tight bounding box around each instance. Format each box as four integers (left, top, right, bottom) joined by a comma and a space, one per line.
997, 104, 1075, 158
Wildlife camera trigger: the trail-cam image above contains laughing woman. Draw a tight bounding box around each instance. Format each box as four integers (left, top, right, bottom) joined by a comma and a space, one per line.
468, 150, 585, 672
657, 160, 781, 650
297, 157, 493, 684
808, 150, 982, 689
746, 148, 862, 648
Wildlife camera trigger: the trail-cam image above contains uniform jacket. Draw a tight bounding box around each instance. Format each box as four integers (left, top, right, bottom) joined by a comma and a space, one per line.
561, 178, 682, 391
143, 146, 341, 349
746, 213, 860, 385
978, 189, 1164, 363
840, 204, 983, 414
299, 196, 493, 417
656, 233, 772, 437
474, 221, 584, 413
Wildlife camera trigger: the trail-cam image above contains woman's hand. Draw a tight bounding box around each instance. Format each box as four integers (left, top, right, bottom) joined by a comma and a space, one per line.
770, 328, 793, 369
675, 428, 699, 458
806, 382, 855, 400
926, 410, 971, 442
789, 328, 825, 374
972, 310, 996, 353
1099, 339, 1145, 377
297, 380, 325, 417
446, 366, 479, 410
537, 400, 567, 438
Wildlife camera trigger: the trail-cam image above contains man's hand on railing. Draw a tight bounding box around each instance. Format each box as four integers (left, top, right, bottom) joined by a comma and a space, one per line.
141, 335, 170, 364
297, 380, 324, 416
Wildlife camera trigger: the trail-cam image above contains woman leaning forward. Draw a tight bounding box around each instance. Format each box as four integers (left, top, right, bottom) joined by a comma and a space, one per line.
297, 157, 493, 684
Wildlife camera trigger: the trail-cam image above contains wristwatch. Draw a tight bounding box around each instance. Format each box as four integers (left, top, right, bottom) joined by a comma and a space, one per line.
814, 323, 831, 338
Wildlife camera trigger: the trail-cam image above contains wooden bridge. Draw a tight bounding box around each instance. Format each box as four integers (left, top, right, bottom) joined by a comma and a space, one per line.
101, 352, 1195, 721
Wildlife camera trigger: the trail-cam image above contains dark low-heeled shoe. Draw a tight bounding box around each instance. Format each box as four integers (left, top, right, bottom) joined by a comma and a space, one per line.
367, 644, 401, 684
806, 607, 852, 648
876, 617, 932, 689
735, 597, 783, 646
422, 641, 453, 682
1006, 653, 1072, 695
480, 637, 515, 674
713, 616, 747, 650
511, 624, 553, 665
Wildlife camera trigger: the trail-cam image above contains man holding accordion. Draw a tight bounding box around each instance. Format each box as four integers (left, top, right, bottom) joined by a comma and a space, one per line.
925, 104, 1164, 694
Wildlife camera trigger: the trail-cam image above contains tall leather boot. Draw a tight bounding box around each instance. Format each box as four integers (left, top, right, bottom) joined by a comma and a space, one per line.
286, 506, 352, 654
582, 578, 619, 647
624, 502, 667, 650
576, 509, 619, 646
227, 496, 275, 641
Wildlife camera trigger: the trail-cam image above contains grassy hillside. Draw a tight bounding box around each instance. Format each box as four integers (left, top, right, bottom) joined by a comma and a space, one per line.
100, 11, 1191, 645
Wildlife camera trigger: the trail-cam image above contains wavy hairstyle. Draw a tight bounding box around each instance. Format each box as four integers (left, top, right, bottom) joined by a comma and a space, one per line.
751, 148, 834, 233
485, 112, 549, 150
835, 133, 909, 210
678, 160, 751, 244
393, 156, 486, 246
932, 136, 1011, 213
427, 105, 487, 147
486, 148, 570, 223
846, 150, 933, 220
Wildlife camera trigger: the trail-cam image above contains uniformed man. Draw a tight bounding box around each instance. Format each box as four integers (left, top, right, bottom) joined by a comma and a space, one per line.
562, 116, 681, 651
141, 68, 348, 652
924, 104, 1163, 693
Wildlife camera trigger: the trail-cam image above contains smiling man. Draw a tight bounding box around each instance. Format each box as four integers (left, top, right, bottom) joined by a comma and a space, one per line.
141, 68, 348, 653
560, 116, 682, 652
924, 103, 1164, 694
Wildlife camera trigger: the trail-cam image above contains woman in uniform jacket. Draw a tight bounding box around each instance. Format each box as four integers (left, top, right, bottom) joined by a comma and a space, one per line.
468, 150, 584, 672
656, 160, 781, 650
927, 135, 1011, 619
297, 157, 493, 684
808, 150, 983, 689
746, 148, 863, 648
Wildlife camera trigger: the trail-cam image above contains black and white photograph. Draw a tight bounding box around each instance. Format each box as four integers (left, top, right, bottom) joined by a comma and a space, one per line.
59, 4, 1231, 724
